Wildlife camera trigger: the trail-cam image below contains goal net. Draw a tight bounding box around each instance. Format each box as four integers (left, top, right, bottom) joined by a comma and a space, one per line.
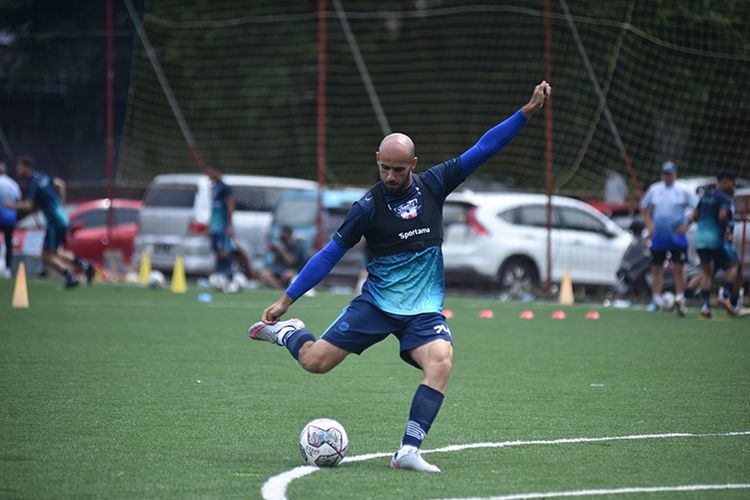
119, 1, 750, 198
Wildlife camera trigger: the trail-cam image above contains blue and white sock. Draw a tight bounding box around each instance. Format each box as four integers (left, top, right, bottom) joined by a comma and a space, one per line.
400, 384, 444, 450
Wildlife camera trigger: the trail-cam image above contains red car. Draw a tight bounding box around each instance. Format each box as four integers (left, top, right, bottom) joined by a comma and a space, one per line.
12, 198, 142, 271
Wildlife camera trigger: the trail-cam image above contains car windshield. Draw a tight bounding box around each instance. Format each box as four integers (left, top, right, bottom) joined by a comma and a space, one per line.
143, 185, 197, 207
274, 198, 317, 226
233, 186, 298, 212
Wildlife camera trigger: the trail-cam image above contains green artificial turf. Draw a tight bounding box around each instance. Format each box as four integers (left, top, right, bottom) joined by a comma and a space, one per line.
1, 278, 749, 499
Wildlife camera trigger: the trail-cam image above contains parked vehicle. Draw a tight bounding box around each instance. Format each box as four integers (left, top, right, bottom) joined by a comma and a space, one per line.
65, 198, 142, 266
732, 187, 750, 286
441, 191, 633, 295
268, 187, 366, 285
133, 174, 318, 276
10, 199, 142, 275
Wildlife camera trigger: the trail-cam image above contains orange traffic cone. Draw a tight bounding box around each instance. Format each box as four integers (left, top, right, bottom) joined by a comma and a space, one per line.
12, 262, 29, 309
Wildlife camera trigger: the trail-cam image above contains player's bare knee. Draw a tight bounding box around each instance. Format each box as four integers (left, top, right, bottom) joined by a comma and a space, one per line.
299, 356, 332, 374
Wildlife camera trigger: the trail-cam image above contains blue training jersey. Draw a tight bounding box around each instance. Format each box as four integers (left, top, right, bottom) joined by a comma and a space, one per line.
333, 160, 465, 315
210, 180, 232, 234
26, 171, 69, 229
284, 108, 528, 308
694, 187, 732, 250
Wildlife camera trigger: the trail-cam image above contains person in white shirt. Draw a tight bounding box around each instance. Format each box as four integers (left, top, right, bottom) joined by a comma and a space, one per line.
640, 161, 698, 315
0, 162, 22, 276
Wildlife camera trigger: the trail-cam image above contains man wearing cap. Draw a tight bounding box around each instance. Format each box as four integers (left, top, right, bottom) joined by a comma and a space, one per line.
640, 161, 698, 315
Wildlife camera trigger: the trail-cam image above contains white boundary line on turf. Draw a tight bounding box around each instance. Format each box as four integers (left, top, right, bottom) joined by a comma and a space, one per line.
260, 430, 750, 500
434, 483, 750, 500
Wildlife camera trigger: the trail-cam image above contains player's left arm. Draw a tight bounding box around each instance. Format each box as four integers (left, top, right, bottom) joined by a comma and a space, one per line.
458, 81, 550, 178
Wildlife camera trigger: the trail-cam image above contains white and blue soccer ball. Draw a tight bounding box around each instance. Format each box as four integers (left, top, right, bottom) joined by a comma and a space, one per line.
147, 270, 166, 289
299, 418, 348, 467
661, 291, 675, 311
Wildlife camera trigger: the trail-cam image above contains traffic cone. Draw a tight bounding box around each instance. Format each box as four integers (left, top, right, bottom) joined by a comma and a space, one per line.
559, 270, 574, 306
479, 309, 494, 319
519, 310, 535, 320
442, 309, 454, 319
170, 255, 187, 294
138, 250, 151, 286
12, 262, 29, 309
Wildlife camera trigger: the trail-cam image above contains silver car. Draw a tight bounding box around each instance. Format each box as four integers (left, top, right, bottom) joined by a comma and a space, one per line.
133, 173, 318, 276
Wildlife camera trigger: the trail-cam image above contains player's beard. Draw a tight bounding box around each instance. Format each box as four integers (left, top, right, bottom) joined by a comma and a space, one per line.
384, 175, 411, 193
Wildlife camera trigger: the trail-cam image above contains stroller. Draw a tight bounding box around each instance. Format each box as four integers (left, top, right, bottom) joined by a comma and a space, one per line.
611, 219, 701, 300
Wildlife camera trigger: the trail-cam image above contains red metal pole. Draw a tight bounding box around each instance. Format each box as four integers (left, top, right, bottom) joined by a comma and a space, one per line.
739, 197, 749, 305
105, 0, 115, 244
544, 0, 553, 296
315, 0, 327, 250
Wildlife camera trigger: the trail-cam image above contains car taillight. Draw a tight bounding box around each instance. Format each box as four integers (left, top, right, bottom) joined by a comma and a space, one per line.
189, 221, 208, 234
467, 207, 490, 236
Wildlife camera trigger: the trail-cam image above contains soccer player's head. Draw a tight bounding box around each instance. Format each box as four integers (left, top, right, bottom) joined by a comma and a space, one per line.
376, 133, 417, 192
206, 161, 223, 181
717, 171, 736, 195
15, 155, 35, 180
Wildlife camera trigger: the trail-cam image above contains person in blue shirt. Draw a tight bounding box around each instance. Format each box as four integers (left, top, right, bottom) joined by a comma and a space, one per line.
691, 171, 739, 317
206, 162, 235, 284
640, 162, 698, 315
9, 155, 92, 288
249, 81, 551, 472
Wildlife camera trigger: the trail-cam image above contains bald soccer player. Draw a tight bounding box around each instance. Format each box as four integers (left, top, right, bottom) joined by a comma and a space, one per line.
249, 81, 551, 472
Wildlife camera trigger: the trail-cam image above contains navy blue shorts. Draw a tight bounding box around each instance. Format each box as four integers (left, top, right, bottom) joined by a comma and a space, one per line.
321, 296, 453, 369
698, 244, 738, 270
44, 225, 67, 252
651, 247, 688, 265
210, 233, 233, 254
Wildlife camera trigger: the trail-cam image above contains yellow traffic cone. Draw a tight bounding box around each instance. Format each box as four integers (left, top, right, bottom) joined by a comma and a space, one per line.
559, 270, 574, 306
12, 262, 29, 309
170, 255, 187, 294
138, 250, 151, 285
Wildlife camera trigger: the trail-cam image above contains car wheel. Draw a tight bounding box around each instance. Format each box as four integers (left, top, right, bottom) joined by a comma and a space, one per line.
497, 257, 539, 297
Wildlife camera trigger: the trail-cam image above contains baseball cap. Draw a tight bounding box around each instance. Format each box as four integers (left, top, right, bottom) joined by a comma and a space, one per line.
661, 161, 676, 174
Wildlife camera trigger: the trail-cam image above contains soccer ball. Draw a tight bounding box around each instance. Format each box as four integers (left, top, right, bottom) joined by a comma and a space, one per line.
147, 270, 166, 289
299, 418, 348, 467
661, 291, 675, 311
208, 272, 227, 291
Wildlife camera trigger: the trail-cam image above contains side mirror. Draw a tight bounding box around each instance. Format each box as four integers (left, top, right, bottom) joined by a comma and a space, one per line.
69, 221, 84, 233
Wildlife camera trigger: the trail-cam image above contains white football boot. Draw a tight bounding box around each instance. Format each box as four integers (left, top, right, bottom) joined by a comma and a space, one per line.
248, 319, 305, 346
390, 446, 440, 473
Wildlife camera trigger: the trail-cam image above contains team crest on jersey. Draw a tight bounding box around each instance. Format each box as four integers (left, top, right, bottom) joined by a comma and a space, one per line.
393, 198, 421, 220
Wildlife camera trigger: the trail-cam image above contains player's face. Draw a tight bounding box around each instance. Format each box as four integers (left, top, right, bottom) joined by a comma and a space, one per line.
662, 171, 675, 186
718, 178, 736, 196
15, 163, 32, 180
378, 161, 413, 192
376, 152, 416, 192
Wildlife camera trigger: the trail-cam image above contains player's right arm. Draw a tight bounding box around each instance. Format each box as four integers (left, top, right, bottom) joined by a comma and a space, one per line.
261, 240, 347, 323
261, 201, 370, 323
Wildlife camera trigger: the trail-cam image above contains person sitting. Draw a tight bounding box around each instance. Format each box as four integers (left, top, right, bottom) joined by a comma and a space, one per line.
258, 226, 306, 288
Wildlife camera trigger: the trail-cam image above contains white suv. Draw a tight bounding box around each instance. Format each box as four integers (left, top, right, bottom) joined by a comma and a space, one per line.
442, 191, 633, 295
133, 173, 318, 276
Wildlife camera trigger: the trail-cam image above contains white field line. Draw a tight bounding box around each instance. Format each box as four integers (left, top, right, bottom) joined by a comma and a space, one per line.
260, 430, 750, 500
435, 483, 750, 500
